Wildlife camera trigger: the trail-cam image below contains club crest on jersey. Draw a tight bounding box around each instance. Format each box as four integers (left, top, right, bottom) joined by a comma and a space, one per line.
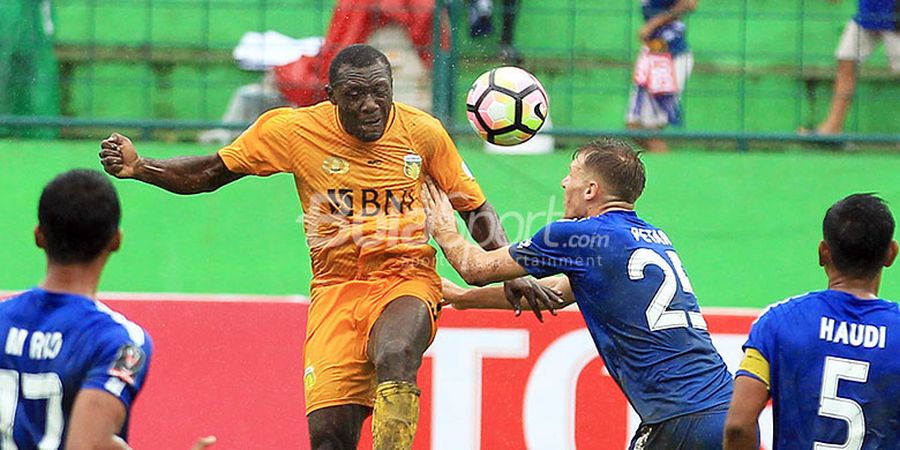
304, 366, 316, 389
108, 343, 146, 386
322, 156, 349, 175
403, 153, 422, 179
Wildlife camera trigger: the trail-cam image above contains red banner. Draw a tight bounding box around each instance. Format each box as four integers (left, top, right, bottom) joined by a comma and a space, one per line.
99, 295, 771, 449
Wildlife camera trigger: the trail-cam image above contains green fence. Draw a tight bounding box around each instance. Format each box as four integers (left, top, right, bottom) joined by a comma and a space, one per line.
0, 0, 898, 145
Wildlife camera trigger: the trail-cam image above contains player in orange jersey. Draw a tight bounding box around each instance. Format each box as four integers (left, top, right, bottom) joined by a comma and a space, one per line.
98, 44, 562, 450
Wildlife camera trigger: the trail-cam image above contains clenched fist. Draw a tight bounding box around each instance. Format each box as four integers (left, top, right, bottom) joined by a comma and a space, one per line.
99, 133, 141, 178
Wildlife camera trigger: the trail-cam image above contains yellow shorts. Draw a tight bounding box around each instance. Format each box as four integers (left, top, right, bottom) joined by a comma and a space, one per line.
303, 276, 441, 415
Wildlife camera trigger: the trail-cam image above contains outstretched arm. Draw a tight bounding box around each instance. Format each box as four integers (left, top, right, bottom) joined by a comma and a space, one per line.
639, 0, 698, 41
424, 178, 568, 317
454, 192, 565, 321
458, 200, 508, 251
442, 276, 575, 310
99, 133, 245, 194
424, 184, 524, 285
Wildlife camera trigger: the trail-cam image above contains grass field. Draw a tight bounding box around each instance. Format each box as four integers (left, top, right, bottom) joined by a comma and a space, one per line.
2, 138, 899, 308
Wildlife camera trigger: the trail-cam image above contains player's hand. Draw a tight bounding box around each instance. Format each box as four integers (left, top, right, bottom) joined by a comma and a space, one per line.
638, 23, 657, 42
421, 177, 459, 242
112, 436, 134, 449
440, 277, 467, 309
503, 277, 565, 322
99, 133, 141, 179
190, 435, 217, 450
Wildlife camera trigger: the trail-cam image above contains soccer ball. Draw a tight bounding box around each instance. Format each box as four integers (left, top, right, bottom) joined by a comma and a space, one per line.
466, 66, 549, 146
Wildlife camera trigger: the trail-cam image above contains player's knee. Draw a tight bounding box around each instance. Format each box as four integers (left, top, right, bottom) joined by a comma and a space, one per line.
310, 428, 356, 450
373, 338, 423, 380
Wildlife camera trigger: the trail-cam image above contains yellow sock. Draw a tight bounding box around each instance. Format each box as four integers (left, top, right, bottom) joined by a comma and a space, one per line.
372, 380, 420, 450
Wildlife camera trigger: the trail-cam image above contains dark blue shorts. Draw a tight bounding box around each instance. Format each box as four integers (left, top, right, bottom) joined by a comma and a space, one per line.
628, 407, 728, 450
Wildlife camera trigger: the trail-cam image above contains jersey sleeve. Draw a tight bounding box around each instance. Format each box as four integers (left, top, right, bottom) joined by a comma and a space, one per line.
81, 329, 153, 410
423, 119, 486, 212
736, 308, 776, 384
217, 107, 297, 176
508, 219, 589, 279
737, 348, 770, 387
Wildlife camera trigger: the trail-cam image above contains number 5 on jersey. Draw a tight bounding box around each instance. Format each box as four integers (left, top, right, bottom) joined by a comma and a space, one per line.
628, 248, 707, 332
816, 356, 869, 450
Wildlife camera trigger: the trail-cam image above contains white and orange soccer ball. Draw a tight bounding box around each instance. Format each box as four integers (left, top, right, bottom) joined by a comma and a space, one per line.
465, 66, 549, 146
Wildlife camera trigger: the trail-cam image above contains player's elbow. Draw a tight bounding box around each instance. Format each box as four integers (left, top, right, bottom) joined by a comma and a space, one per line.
456, 264, 498, 286
684, 0, 698, 12
66, 436, 132, 450
460, 271, 491, 287
722, 417, 755, 449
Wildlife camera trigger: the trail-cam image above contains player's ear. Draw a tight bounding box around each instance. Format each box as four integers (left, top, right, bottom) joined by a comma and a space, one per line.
884, 240, 899, 268
584, 181, 600, 201
818, 240, 830, 268
325, 84, 336, 104
34, 226, 46, 250
107, 229, 122, 253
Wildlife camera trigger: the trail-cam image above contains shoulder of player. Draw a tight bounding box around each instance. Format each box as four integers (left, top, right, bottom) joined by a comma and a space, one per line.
1, 287, 44, 303
83, 302, 152, 349
0, 292, 24, 309
753, 291, 820, 323
393, 102, 446, 134
546, 216, 633, 234
883, 298, 900, 314
553, 215, 637, 236
547, 217, 596, 230
254, 104, 331, 133
532, 218, 606, 244
256, 106, 297, 124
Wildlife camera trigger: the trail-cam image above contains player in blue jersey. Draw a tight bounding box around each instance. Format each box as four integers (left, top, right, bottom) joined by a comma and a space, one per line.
0, 170, 156, 449
424, 138, 733, 449
724, 194, 900, 449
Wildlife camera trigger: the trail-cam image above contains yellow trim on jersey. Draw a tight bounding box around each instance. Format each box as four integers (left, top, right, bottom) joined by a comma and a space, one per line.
738, 348, 771, 388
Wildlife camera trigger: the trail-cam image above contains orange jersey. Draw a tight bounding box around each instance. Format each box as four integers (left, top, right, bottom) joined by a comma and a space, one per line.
218, 102, 485, 288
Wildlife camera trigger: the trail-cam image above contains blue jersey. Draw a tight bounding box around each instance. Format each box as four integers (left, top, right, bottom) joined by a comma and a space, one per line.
0, 288, 152, 448
509, 210, 733, 425
641, 0, 689, 55
855, 0, 897, 30
740, 290, 900, 448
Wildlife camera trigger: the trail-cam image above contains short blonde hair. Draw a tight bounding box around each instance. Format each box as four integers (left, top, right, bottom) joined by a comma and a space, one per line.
574, 137, 646, 203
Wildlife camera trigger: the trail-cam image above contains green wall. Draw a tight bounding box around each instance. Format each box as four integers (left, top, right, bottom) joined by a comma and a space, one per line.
40, 0, 899, 133
2, 138, 900, 309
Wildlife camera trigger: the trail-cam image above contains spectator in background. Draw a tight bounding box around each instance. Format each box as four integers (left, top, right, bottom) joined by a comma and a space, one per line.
0, 0, 60, 138
809, 0, 899, 136
275, 0, 449, 109
198, 32, 323, 145
626, 0, 698, 153
199, 71, 291, 145
469, 0, 524, 64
